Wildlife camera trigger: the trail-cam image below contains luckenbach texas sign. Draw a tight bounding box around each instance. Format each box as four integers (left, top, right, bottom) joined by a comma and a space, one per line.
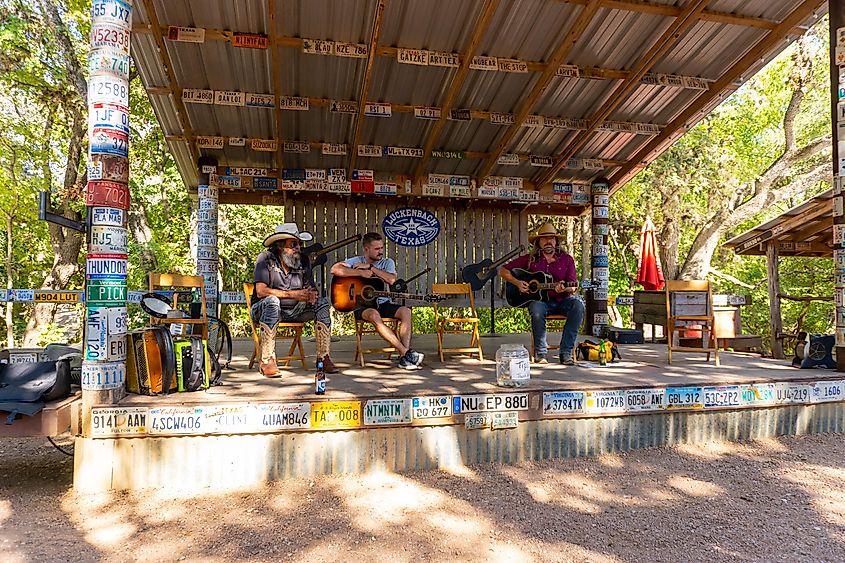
382, 207, 440, 247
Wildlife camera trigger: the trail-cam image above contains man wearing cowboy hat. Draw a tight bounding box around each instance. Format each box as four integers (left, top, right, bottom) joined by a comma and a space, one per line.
498, 222, 585, 365
252, 223, 337, 377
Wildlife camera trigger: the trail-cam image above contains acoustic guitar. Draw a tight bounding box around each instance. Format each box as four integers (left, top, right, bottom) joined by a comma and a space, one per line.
302, 234, 363, 268
504, 268, 580, 308
331, 276, 445, 312
461, 245, 525, 292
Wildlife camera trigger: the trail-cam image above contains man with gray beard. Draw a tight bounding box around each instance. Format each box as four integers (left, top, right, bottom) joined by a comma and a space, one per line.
251, 223, 337, 377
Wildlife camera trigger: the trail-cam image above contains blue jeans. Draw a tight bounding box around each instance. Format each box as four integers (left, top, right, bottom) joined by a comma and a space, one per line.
251, 295, 332, 329
528, 296, 585, 358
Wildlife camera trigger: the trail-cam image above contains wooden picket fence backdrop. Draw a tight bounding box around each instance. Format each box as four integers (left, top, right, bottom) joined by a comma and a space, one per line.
283, 199, 530, 306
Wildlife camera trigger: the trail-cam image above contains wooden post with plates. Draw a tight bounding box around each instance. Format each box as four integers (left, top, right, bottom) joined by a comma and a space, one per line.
197, 157, 220, 314
832, 0, 845, 371
588, 178, 610, 337
81, 0, 133, 433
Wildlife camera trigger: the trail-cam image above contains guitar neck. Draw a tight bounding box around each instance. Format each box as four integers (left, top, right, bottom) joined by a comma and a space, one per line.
311, 234, 363, 257
373, 291, 428, 301
479, 245, 526, 275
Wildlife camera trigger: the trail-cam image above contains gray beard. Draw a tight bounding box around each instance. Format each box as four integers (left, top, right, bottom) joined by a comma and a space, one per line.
542, 246, 556, 254
281, 252, 301, 269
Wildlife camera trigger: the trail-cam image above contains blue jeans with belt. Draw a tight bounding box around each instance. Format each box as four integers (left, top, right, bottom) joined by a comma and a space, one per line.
528, 296, 585, 358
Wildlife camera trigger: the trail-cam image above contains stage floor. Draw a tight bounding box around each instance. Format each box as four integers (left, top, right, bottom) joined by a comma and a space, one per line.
119, 332, 815, 405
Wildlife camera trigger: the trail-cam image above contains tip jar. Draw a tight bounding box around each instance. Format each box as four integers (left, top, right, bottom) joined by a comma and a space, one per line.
495, 344, 530, 388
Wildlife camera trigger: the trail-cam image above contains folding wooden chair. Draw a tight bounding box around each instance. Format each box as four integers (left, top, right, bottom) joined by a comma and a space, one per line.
244, 282, 307, 370
149, 273, 208, 339
665, 279, 719, 366
529, 313, 575, 361
354, 316, 401, 367
433, 283, 483, 362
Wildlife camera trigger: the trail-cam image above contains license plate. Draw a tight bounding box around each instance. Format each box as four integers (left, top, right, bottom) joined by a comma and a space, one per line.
90, 23, 130, 54
197, 210, 217, 222
86, 255, 128, 278
9, 352, 38, 364
91, 0, 131, 27
34, 291, 80, 303
90, 225, 128, 254
11, 289, 34, 302
91, 406, 148, 438
86, 282, 127, 306
453, 393, 529, 413
310, 401, 362, 430
739, 383, 777, 406
80, 361, 125, 390
91, 103, 129, 133
197, 248, 218, 260
88, 155, 129, 183
87, 48, 130, 80
412, 396, 452, 419
86, 180, 130, 210
773, 382, 811, 404
90, 206, 125, 227
542, 391, 586, 415
253, 403, 311, 431
149, 407, 206, 435
703, 385, 742, 408
624, 388, 665, 411
811, 380, 845, 403
665, 386, 704, 409
90, 127, 128, 157
88, 75, 129, 106
364, 398, 412, 425
491, 411, 519, 429
586, 390, 626, 414
203, 405, 254, 434
464, 413, 489, 430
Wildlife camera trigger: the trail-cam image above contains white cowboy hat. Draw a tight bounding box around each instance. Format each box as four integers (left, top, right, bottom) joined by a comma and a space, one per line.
528, 222, 566, 245
263, 223, 314, 247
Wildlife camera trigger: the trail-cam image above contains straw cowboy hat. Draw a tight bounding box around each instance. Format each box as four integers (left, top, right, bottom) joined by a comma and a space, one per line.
263, 223, 314, 247
528, 222, 566, 245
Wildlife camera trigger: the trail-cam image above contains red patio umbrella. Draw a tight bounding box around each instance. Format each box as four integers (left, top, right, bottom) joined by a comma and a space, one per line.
636, 217, 665, 291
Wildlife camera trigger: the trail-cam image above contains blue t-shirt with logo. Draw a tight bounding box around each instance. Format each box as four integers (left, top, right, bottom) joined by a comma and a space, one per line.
343, 256, 397, 305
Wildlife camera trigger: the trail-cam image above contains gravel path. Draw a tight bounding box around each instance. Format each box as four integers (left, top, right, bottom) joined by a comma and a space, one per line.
1, 433, 844, 562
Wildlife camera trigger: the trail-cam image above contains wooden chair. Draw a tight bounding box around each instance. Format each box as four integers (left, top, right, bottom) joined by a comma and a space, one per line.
355, 316, 401, 367
243, 282, 307, 370
529, 314, 575, 361
433, 283, 483, 362
665, 279, 719, 366
149, 273, 208, 339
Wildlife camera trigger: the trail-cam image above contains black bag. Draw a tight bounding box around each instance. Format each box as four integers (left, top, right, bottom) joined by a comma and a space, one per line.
0, 360, 72, 423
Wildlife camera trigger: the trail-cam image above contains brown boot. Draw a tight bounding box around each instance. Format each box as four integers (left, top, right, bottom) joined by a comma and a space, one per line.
321, 355, 339, 374
259, 322, 279, 378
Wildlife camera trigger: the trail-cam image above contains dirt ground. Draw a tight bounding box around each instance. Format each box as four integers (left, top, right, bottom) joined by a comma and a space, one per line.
0, 433, 844, 562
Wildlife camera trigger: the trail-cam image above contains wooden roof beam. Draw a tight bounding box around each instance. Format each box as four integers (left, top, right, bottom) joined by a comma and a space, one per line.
592, 0, 808, 33
533, 0, 710, 187
607, 0, 825, 191
790, 215, 833, 242
347, 0, 386, 174
413, 0, 500, 179
476, 1, 601, 181
138, 0, 199, 164
268, 0, 285, 170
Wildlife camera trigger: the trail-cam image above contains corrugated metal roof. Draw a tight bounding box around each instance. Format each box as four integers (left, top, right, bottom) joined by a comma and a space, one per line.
723, 189, 833, 256
130, 0, 826, 198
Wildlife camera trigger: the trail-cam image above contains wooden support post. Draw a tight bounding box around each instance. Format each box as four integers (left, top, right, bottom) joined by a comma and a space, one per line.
831, 0, 845, 371
766, 242, 784, 359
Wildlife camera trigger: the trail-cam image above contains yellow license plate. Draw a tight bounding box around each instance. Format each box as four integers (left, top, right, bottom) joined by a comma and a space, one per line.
311, 400, 362, 429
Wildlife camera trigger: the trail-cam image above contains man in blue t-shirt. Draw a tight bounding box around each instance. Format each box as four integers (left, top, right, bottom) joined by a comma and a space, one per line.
331, 232, 423, 370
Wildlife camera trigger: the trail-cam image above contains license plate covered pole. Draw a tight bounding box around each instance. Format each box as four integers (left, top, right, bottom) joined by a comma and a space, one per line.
82, 0, 133, 428
197, 157, 219, 313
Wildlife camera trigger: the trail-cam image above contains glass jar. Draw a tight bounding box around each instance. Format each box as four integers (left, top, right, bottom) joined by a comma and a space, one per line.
495, 344, 530, 388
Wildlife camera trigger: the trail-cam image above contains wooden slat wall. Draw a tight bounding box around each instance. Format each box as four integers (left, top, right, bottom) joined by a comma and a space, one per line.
282, 200, 529, 306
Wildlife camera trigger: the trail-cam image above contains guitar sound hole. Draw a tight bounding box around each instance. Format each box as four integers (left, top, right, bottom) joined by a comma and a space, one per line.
362, 287, 375, 300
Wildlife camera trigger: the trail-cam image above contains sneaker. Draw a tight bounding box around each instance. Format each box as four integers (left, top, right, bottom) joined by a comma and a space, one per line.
535, 355, 549, 365
399, 355, 421, 371
560, 355, 575, 366
406, 349, 424, 366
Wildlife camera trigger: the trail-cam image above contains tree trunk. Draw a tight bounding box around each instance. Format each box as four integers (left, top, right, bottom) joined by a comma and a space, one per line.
5, 214, 13, 348
659, 191, 681, 281
128, 201, 158, 273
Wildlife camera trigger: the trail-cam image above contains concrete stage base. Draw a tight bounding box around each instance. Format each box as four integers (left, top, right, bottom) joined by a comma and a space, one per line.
74, 402, 845, 493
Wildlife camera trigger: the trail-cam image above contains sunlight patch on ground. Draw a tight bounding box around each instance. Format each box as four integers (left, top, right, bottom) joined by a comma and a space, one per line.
666, 476, 724, 497
0, 500, 12, 525
777, 463, 845, 526
597, 453, 625, 468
